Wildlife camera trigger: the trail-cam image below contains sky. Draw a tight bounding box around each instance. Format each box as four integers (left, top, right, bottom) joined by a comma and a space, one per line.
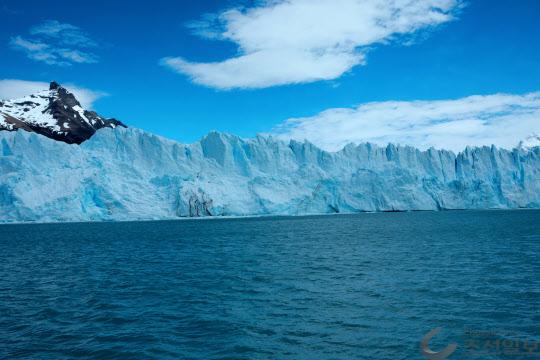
1, 0, 539, 152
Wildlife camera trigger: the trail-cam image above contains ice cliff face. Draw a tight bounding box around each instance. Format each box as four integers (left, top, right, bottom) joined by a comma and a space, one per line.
1, 127, 539, 222
0, 82, 126, 144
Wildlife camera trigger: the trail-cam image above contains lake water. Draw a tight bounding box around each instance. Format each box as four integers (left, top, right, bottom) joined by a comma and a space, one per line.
1, 210, 539, 359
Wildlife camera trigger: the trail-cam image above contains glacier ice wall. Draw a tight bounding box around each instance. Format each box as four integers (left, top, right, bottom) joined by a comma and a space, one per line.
1, 127, 539, 222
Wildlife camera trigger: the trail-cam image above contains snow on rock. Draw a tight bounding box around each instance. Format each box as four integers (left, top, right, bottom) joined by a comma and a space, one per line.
0, 82, 126, 144
1, 127, 539, 223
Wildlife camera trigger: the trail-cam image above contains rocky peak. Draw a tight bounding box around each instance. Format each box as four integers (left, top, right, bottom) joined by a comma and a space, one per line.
0, 81, 126, 144
50, 81, 81, 108
49, 81, 60, 90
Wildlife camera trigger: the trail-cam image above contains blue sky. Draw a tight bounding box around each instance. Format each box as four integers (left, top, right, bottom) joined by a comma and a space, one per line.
1, 0, 540, 151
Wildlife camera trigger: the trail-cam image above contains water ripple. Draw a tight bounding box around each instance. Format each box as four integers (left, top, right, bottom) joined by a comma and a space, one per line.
0, 210, 539, 359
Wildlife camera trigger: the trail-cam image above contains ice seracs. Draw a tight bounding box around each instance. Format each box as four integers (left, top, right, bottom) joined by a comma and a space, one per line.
0, 81, 126, 144
0, 127, 539, 223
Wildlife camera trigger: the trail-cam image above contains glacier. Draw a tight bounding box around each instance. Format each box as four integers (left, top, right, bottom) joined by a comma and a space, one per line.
1, 127, 540, 223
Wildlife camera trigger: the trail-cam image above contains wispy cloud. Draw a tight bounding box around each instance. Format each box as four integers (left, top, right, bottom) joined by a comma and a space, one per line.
162, 0, 462, 89
30, 20, 97, 47
1, 3, 22, 15
10, 20, 99, 66
0, 79, 107, 109
272, 92, 540, 152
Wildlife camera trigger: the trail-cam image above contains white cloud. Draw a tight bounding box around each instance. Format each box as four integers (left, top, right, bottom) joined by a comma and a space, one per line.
30, 20, 78, 35
10, 36, 48, 52
10, 20, 98, 66
56, 49, 98, 64
162, 0, 461, 89
0, 79, 107, 109
30, 20, 97, 47
272, 92, 540, 152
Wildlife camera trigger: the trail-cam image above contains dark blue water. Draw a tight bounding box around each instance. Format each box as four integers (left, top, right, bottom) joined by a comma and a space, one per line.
1, 210, 539, 360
